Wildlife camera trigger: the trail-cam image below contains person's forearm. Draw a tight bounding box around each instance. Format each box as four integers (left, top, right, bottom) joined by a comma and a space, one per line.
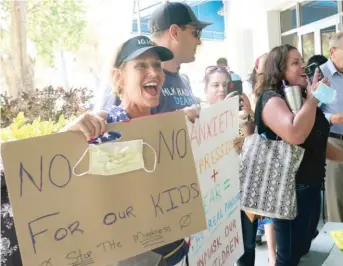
290, 96, 319, 144
327, 142, 343, 163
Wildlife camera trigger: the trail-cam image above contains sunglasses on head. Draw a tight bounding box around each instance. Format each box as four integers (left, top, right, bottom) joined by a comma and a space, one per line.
205, 66, 234, 87
205, 65, 230, 76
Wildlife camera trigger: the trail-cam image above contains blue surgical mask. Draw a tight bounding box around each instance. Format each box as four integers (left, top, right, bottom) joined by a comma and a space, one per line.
312, 82, 336, 104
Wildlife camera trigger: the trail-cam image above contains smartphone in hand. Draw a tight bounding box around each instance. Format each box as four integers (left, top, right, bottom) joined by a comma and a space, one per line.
227, 80, 243, 110
227, 80, 243, 95
305, 62, 325, 83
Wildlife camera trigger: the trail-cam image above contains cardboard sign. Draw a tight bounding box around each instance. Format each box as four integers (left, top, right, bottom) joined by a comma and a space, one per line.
1, 111, 207, 266
187, 97, 244, 266
331, 230, 343, 251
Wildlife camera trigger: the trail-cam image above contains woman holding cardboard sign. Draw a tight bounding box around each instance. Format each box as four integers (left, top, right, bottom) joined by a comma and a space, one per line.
62, 35, 200, 266
203, 63, 279, 266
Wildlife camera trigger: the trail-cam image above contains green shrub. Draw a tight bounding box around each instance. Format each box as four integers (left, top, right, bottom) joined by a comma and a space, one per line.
0, 112, 75, 141
0, 86, 93, 128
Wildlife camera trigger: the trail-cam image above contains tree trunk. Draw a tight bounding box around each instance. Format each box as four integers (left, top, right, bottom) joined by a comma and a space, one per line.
2, 0, 34, 97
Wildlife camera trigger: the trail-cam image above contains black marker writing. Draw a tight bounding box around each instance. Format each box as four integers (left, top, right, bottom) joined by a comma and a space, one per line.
151, 183, 200, 217
28, 212, 83, 254
163, 187, 179, 212
96, 240, 122, 253
20, 157, 43, 196
20, 154, 72, 197
54, 221, 83, 241
49, 154, 72, 188
29, 212, 59, 254
180, 213, 192, 230
158, 128, 188, 164
176, 128, 187, 158
66, 249, 94, 266
178, 185, 191, 204
103, 206, 136, 226
39, 258, 53, 266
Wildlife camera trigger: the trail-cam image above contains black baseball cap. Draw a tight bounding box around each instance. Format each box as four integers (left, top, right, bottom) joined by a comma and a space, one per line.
149, 2, 213, 33
114, 36, 174, 67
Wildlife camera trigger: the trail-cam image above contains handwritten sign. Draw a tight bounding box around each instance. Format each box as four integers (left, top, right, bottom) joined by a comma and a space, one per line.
1, 111, 207, 266
187, 97, 244, 266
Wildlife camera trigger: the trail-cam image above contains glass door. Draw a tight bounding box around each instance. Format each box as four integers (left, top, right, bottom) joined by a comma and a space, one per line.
301, 32, 315, 62
297, 15, 339, 62
321, 25, 337, 58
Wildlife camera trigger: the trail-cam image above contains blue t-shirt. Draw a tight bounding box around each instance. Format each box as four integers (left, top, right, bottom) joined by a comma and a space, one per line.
151, 69, 198, 114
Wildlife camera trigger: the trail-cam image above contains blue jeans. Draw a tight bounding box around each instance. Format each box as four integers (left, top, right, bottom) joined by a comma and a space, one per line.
237, 184, 321, 266
272, 184, 321, 266
236, 211, 258, 266
309, 183, 322, 239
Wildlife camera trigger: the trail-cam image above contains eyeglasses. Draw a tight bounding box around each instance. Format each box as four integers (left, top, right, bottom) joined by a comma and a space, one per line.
179, 25, 202, 39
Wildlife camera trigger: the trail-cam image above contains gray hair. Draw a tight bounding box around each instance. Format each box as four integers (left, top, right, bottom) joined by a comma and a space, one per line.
329, 32, 343, 49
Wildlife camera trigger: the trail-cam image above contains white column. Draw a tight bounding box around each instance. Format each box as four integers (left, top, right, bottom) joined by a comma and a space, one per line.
224, 0, 281, 79
267, 11, 281, 49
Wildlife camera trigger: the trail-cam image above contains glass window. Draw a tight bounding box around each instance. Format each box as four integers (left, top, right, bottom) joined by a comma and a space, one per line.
300, 1, 339, 26
280, 6, 297, 33
132, 0, 225, 40
281, 33, 299, 48
321, 26, 337, 58
302, 32, 315, 63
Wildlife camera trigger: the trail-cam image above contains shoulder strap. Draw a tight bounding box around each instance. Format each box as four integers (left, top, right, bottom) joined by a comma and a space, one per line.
254, 94, 268, 134
254, 92, 279, 140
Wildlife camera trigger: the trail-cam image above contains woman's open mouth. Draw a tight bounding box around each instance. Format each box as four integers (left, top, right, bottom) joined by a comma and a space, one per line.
143, 81, 159, 96
300, 73, 307, 79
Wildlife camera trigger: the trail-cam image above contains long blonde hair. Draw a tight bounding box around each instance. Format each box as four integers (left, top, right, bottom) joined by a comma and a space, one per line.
110, 43, 126, 97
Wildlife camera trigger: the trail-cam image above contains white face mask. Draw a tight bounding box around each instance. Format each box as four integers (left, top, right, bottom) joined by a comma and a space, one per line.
73, 140, 157, 176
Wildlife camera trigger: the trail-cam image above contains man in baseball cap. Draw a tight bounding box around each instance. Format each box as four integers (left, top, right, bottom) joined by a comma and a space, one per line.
147, 3, 212, 265
148, 1, 212, 114
149, 1, 212, 33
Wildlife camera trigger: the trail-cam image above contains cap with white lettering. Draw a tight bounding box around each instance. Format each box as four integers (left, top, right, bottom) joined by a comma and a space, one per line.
114, 36, 174, 67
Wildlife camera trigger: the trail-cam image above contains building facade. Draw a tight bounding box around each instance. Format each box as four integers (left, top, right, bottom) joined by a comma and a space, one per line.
224, 0, 343, 79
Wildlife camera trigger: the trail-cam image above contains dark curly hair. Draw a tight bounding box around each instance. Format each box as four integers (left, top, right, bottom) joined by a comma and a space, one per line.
259, 44, 297, 96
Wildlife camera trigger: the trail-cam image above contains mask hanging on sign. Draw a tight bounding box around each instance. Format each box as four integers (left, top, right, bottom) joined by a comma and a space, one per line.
73, 139, 157, 176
